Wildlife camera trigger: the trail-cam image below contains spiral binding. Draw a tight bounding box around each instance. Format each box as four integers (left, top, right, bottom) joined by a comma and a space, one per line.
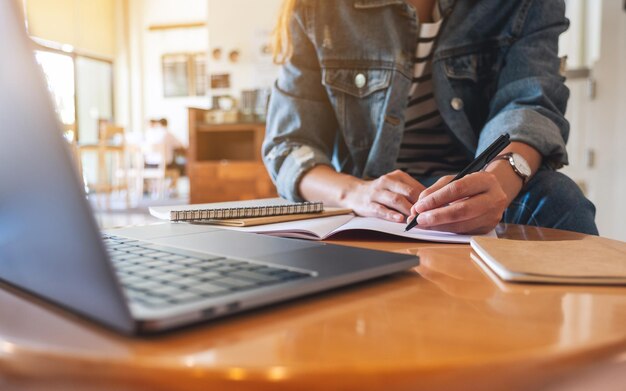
170, 201, 324, 222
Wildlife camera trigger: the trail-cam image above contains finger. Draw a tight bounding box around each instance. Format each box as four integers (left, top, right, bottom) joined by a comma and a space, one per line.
416, 193, 487, 226
406, 211, 417, 224
418, 206, 500, 234
418, 175, 455, 201
386, 170, 426, 201
416, 194, 503, 233
368, 202, 406, 222
373, 190, 413, 217
409, 174, 458, 217
379, 175, 422, 202
415, 172, 492, 213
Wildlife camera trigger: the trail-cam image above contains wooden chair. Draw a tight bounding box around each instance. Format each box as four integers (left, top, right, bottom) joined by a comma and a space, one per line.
140, 141, 181, 199
95, 124, 127, 208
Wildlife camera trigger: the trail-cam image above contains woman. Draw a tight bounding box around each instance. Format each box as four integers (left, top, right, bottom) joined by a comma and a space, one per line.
263, 0, 598, 235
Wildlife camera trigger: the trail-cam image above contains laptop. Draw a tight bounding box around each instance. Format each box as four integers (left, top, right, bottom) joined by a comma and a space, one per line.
0, 1, 419, 335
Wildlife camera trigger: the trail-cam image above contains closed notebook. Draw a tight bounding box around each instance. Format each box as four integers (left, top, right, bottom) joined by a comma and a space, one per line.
186, 208, 353, 227
470, 236, 626, 285
149, 198, 353, 227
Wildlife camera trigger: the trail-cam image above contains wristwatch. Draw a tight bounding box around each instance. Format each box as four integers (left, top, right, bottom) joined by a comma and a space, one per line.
490, 152, 531, 184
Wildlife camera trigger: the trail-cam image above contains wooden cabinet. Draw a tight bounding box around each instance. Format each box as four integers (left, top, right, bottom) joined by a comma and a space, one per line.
187, 108, 277, 203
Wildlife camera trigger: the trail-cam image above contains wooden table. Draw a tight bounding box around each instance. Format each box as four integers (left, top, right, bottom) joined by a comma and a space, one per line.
1, 225, 626, 391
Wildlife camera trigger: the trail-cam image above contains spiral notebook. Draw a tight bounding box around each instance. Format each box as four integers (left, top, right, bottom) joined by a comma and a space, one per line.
150, 198, 352, 227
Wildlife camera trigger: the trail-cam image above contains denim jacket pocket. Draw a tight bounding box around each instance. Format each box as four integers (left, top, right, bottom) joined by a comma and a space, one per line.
441, 50, 504, 137
443, 50, 502, 82
322, 67, 392, 98
322, 66, 393, 154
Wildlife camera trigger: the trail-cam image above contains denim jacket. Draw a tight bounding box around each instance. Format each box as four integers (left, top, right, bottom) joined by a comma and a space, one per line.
263, 0, 570, 201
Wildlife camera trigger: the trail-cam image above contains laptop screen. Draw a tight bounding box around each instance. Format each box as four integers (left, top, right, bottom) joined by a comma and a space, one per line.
0, 1, 134, 334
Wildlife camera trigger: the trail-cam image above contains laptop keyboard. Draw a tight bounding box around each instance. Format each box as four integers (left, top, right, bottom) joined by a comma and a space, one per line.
102, 235, 312, 308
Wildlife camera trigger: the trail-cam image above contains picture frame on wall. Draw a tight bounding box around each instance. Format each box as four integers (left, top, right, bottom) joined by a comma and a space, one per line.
210, 73, 230, 89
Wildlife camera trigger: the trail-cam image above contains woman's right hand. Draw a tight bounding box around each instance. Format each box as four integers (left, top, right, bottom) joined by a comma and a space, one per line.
340, 170, 425, 223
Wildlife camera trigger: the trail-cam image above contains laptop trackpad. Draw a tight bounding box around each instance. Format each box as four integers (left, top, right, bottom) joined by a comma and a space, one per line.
148, 229, 322, 259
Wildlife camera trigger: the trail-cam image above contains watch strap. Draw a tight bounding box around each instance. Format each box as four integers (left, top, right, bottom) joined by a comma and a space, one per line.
490, 153, 530, 184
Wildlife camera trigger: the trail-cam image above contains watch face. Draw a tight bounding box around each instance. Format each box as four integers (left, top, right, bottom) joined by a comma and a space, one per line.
512, 153, 531, 177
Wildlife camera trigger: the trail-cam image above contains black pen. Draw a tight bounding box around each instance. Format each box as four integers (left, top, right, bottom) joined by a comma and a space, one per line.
405, 133, 511, 231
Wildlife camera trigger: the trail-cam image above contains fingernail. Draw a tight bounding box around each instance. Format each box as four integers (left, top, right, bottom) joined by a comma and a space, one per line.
417, 213, 431, 225
393, 214, 404, 222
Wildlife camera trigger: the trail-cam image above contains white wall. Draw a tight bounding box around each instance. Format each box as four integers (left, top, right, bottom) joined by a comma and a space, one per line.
562, 0, 626, 240
589, 0, 626, 240
206, 0, 281, 98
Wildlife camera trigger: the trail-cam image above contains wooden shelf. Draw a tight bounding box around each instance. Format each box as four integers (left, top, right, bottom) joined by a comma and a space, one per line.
195, 122, 265, 132
187, 108, 277, 203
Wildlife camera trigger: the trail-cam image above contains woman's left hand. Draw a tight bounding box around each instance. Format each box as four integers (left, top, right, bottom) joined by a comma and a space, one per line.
407, 171, 509, 234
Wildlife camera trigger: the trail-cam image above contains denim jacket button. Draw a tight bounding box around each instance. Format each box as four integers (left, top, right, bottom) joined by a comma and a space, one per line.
451, 97, 464, 111
354, 73, 367, 89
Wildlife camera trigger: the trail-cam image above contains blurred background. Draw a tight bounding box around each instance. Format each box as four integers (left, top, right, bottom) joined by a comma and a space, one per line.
17, 0, 626, 240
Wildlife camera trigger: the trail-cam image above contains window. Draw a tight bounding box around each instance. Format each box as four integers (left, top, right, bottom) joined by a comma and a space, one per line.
35, 50, 75, 127
34, 43, 114, 143
76, 56, 113, 144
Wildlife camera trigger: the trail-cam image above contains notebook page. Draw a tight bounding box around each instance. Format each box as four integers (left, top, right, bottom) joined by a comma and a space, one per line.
227, 214, 355, 240
332, 217, 496, 244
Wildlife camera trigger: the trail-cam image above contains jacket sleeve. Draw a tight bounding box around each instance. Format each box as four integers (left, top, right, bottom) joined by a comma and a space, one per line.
478, 0, 570, 168
262, 1, 339, 201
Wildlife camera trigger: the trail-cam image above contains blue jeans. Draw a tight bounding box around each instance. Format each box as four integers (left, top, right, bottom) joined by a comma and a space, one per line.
503, 169, 598, 235
419, 169, 599, 235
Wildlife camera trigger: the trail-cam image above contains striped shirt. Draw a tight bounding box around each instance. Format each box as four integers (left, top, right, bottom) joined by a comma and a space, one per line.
395, 5, 471, 179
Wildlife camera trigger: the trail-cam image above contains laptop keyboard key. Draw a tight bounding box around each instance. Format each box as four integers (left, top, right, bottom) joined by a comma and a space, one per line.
179, 258, 204, 266
161, 263, 186, 272
162, 255, 186, 262
196, 271, 222, 281
171, 277, 202, 287
178, 267, 204, 276
213, 277, 258, 289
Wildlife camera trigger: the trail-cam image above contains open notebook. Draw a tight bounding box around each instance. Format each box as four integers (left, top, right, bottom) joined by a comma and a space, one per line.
151, 202, 496, 244
223, 214, 495, 243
